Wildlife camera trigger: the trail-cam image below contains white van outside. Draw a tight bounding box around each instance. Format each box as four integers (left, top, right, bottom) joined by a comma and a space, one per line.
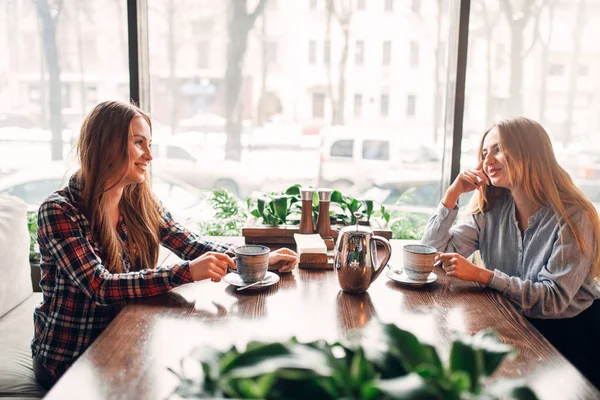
318, 126, 441, 193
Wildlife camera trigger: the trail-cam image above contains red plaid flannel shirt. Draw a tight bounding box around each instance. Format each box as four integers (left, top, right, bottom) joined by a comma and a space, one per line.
31, 174, 235, 379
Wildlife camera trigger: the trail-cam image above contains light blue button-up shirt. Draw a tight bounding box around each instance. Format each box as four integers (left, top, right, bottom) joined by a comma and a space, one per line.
422, 193, 599, 319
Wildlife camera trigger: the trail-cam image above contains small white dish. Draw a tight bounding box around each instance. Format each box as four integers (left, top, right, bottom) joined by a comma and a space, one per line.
223, 271, 280, 291
386, 268, 437, 286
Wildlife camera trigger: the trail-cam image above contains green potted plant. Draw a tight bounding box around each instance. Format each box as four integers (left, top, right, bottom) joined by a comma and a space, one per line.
243, 185, 391, 244
169, 321, 537, 399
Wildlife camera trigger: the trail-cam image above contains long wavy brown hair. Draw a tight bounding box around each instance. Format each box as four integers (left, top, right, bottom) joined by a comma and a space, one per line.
77, 100, 163, 273
468, 117, 600, 280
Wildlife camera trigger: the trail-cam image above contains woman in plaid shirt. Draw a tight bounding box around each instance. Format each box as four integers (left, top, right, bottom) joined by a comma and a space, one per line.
31, 101, 298, 389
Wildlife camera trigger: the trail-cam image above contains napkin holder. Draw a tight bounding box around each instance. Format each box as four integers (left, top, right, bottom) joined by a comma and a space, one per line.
294, 234, 334, 270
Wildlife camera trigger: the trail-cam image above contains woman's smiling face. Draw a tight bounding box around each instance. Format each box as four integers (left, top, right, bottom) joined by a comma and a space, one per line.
122, 116, 153, 185
482, 127, 511, 190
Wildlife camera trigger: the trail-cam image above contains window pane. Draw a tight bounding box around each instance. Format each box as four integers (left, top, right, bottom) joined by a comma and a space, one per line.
363, 140, 389, 161
354, 94, 363, 117
380, 94, 389, 117
145, 0, 453, 240
330, 140, 354, 158
309, 40, 317, 64
355, 40, 364, 65
382, 40, 392, 66
0, 0, 129, 208
462, 1, 600, 210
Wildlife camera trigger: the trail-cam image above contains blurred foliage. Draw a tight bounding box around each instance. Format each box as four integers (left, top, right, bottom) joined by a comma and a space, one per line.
27, 211, 40, 263
169, 321, 536, 400
198, 189, 248, 236
389, 212, 429, 240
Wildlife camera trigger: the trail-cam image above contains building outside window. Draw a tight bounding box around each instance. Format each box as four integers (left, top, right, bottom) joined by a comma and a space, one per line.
382, 40, 392, 66
410, 41, 419, 68
385, 0, 394, 12
324, 40, 330, 64
549, 64, 565, 76
354, 94, 363, 117
309, 40, 316, 64
266, 41, 278, 64
381, 94, 389, 117
313, 93, 325, 118
198, 40, 209, 69
407, 94, 416, 117
355, 40, 364, 65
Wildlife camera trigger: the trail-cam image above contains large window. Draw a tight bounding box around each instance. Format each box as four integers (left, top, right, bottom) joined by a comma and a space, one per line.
0, 0, 129, 209
462, 1, 600, 210
0, 1, 483, 241
145, 0, 451, 211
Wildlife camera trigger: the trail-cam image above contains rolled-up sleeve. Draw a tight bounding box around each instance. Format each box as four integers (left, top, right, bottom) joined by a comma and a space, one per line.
157, 203, 237, 260
421, 202, 483, 259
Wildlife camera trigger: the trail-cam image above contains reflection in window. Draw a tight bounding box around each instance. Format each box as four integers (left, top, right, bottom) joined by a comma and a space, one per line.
363, 140, 389, 161
330, 140, 354, 158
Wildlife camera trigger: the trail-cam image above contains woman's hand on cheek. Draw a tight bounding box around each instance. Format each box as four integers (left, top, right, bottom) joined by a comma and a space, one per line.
437, 252, 493, 285
268, 248, 298, 272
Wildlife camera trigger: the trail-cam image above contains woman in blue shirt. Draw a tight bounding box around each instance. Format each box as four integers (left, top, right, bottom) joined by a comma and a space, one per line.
422, 117, 600, 387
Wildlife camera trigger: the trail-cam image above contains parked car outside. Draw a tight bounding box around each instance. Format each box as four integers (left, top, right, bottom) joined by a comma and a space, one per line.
0, 127, 262, 200
0, 161, 214, 231
318, 126, 442, 195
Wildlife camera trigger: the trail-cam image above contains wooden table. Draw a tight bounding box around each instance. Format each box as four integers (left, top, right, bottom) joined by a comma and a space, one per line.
44, 239, 598, 399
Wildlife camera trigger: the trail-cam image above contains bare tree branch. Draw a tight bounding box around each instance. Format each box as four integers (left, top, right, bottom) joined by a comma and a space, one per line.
249, 0, 268, 26
522, 4, 543, 58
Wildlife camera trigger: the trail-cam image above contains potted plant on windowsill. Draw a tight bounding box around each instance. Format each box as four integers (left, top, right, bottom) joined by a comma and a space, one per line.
242, 185, 391, 245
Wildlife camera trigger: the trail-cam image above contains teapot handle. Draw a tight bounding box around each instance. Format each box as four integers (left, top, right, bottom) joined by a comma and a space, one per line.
370, 236, 392, 284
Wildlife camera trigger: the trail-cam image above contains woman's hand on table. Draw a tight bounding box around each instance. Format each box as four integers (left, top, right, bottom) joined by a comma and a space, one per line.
268, 248, 298, 272
189, 252, 235, 282
437, 252, 493, 285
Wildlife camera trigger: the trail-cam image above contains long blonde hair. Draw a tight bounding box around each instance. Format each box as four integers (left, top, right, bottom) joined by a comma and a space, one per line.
469, 117, 600, 280
77, 100, 163, 273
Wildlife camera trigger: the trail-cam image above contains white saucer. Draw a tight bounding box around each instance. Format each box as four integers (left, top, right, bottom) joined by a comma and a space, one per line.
386, 268, 437, 286
223, 271, 280, 291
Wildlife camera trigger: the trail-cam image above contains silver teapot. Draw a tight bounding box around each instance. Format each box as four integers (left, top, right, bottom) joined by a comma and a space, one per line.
333, 213, 392, 294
